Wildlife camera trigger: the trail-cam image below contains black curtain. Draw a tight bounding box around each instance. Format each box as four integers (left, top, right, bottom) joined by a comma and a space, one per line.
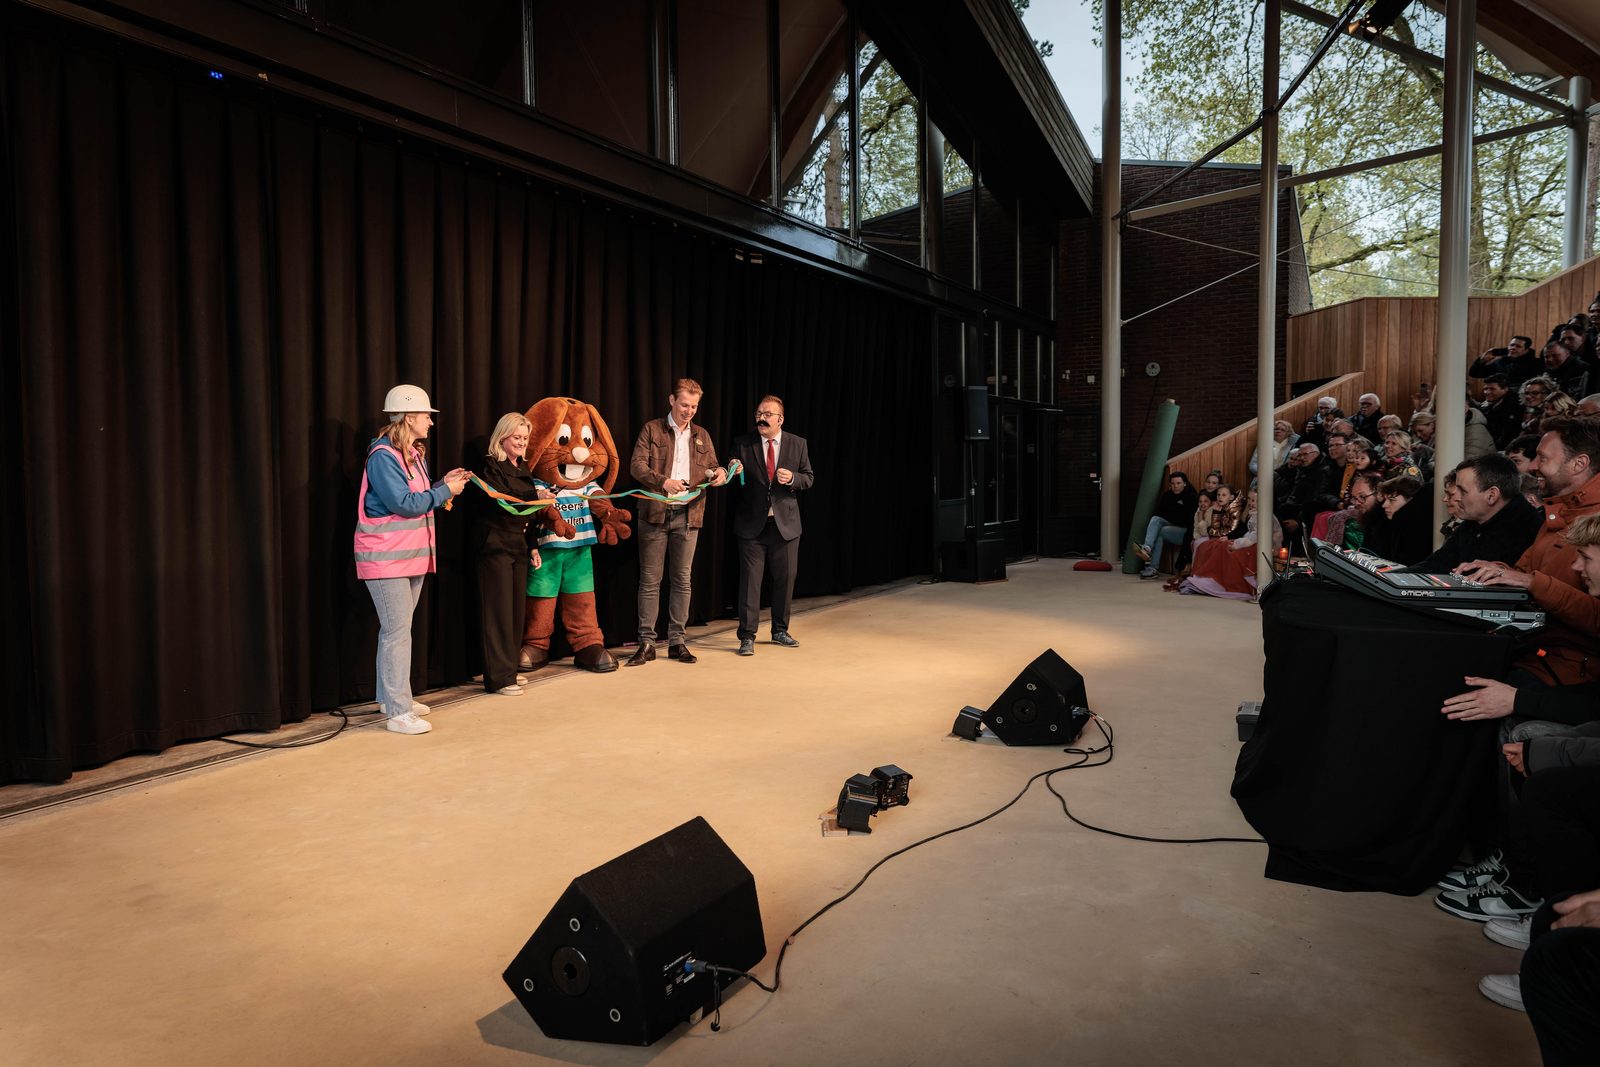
0, 13, 934, 785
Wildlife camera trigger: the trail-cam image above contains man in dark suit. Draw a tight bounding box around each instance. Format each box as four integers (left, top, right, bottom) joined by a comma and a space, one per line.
729, 395, 813, 656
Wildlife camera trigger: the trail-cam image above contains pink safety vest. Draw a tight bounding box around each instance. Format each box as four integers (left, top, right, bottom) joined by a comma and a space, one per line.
353, 441, 438, 579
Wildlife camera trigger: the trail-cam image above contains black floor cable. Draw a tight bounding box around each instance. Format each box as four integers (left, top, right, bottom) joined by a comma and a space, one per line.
211, 706, 385, 750
692, 714, 1264, 1028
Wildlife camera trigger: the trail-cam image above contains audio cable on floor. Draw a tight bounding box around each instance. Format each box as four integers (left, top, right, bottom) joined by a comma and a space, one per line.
691, 713, 1262, 1031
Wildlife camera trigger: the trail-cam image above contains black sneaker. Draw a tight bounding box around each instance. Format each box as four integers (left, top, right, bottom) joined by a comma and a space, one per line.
1437, 849, 1506, 892
1434, 878, 1541, 922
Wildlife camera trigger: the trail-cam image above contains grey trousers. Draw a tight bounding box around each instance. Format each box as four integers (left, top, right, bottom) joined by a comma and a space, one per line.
636, 508, 699, 647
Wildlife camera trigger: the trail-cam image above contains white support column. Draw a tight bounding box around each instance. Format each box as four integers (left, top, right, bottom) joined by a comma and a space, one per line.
1256, 0, 1280, 591
1099, 0, 1123, 562
1433, 0, 1474, 543
1565, 76, 1591, 269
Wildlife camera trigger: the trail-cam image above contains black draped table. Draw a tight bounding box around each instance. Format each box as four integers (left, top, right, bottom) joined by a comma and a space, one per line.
1231, 577, 1510, 894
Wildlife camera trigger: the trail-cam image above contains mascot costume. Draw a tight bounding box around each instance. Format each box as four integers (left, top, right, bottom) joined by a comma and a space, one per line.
518, 397, 632, 673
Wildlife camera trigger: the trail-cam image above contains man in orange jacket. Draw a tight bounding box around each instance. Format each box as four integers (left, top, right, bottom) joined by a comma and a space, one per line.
1454, 417, 1600, 692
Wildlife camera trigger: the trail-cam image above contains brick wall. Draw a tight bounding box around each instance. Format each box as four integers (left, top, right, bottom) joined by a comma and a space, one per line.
1054, 162, 1302, 536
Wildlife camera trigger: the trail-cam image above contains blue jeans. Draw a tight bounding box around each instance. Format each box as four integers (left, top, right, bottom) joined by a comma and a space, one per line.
1140, 517, 1186, 573
366, 576, 424, 718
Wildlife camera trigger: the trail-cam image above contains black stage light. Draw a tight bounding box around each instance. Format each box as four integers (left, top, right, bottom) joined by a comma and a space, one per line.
1347, 0, 1414, 40
836, 774, 880, 832
951, 705, 985, 740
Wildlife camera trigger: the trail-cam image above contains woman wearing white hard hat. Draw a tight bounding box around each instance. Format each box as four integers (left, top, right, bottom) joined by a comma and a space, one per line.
353, 384, 470, 735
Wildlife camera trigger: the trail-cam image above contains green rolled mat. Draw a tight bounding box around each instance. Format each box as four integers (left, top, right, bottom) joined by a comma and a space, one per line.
1122, 399, 1181, 573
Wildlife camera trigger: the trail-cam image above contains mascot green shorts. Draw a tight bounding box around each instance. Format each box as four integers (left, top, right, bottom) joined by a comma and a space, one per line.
527, 545, 595, 597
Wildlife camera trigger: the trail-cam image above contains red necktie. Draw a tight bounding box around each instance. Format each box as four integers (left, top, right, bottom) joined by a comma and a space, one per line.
766, 438, 777, 483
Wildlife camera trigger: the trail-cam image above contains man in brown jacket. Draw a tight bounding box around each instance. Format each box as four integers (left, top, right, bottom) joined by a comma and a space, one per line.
626, 378, 726, 666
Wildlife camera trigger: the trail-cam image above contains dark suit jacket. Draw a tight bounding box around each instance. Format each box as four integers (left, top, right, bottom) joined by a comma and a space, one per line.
731, 432, 813, 540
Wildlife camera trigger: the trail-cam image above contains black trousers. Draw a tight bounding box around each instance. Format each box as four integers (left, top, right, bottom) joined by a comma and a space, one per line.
476, 530, 529, 691
1524, 902, 1600, 1067
737, 520, 798, 640
1518, 768, 1600, 1067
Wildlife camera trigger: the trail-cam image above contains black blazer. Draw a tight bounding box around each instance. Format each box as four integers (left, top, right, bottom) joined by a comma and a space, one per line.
730, 432, 813, 540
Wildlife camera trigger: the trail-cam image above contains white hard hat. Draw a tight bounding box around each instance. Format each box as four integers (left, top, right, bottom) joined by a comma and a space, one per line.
382, 384, 439, 414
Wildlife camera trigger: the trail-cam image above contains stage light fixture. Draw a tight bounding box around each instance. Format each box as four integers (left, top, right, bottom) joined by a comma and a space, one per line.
1347, 0, 1414, 40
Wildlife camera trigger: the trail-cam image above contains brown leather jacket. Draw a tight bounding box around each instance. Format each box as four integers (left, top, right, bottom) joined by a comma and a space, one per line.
628, 417, 722, 528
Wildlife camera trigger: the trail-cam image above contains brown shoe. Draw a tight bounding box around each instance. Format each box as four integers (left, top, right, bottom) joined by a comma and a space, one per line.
626, 644, 656, 667
520, 645, 549, 672
668, 644, 697, 664
1133, 544, 1151, 563
573, 645, 618, 673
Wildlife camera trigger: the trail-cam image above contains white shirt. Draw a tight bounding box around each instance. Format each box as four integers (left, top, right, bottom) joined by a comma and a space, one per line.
666, 412, 693, 505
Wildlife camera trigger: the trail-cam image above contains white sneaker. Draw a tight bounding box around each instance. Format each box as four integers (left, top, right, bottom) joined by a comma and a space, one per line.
386, 712, 432, 735
411, 702, 433, 718
493, 685, 523, 697
1478, 973, 1525, 1012
1484, 915, 1534, 950
516, 675, 529, 685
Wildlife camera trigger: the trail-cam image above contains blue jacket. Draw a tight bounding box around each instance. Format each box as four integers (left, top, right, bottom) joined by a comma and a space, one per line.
364, 437, 451, 518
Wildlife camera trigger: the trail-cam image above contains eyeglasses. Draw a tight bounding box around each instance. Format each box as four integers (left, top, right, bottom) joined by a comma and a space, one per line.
1350, 493, 1375, 503
755, 410, 781, 418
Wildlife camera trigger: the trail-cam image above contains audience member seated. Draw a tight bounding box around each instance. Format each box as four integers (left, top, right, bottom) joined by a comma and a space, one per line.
1250, 420, 1299, 476
1135, 472, 1198, 579
1457, 417, 1600, 688
1405, 455, 1542, 575
1351, 392, 1386, 440
1201, 469, 1222, 495
1579, 394, 1600, 417
1376, 413, 1405, 439
1543, 391, 1579, 424
1520, 377, 1557, 437
1179, 488, 1283, 600
1380, 430, 1424, 479
1482, 373, 1523, 450
1363, 474, 1431, 564
1544, 340, 1591, 402
1146, 488, 1214, 583
1275, 443, 1338, 556
1558, 324, 1596, 369
1300, 397, 1341, 452
1325, 470, 1384, 550
1508, 434, 1542, 476
1472, 335, 1542, 387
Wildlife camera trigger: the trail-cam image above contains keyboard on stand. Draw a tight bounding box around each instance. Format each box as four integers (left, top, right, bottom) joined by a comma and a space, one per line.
1308, 538, 1546, 632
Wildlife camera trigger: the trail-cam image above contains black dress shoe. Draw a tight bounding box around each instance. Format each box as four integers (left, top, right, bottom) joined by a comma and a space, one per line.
668, 644, 697, 664
737, 638, 755, 656
626, 644, 655, 667
771, 632, 800, 647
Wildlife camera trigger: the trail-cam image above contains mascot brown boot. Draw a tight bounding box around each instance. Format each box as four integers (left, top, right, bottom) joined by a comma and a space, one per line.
520, 598, 556, 671
562, 591, 616, 673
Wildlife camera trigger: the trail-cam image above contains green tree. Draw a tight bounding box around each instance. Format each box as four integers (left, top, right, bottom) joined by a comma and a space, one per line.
1098, 0, 1574, 303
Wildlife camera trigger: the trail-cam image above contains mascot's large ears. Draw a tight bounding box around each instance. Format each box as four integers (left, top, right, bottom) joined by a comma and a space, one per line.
524, 397, 569, 460
588, 404, 620, 494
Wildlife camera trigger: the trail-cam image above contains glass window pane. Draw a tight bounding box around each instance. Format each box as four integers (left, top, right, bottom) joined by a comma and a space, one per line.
532, 1, 650, 155
327, 0, 525, 101
978, 180, 1016, 305
1019, 201, 1054, 318
777, 0, 851, 230
678, 0, 769, 195
939, 128, 974, 287
1021, 331, 1039, 403
856, 36, 920, 263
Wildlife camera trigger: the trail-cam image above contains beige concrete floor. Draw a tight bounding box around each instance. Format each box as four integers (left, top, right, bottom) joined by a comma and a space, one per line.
0, 562, 1538, 1065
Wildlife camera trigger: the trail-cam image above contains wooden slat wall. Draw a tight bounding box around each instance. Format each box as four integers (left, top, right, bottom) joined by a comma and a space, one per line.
1289, 256, 1600, 410
1164, 372, 1365, 490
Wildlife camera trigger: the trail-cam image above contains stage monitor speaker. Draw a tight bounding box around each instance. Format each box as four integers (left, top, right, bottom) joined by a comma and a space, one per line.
984, 649, 1091, 745
503, 816, 765, 1046
964, 386, 990, 442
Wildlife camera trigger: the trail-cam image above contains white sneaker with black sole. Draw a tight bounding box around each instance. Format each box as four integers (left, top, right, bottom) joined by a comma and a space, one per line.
1478, 973, 1525, 1012
1484, 914, 1534, 949
1435, 877, 1541, 921
1438, 850, 1506, 892
385, 712, 432, 735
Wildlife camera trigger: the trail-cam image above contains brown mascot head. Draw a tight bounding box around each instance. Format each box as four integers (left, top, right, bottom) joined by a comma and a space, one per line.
524, 397, 621, 494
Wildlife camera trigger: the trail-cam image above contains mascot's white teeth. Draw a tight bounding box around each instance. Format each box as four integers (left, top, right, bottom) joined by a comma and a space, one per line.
561, 464, 593, 482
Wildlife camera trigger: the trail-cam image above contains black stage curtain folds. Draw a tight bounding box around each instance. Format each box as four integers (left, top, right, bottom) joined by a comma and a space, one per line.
0, 18, 934, 784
